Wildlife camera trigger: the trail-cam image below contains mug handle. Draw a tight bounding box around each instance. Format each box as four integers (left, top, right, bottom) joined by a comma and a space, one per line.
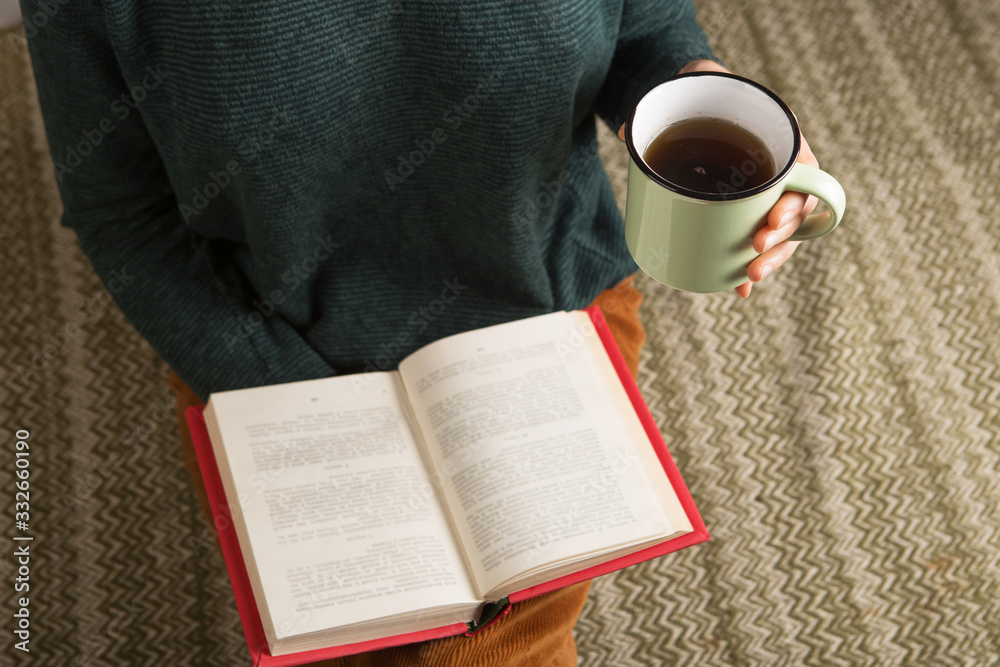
782, 162, 847, 241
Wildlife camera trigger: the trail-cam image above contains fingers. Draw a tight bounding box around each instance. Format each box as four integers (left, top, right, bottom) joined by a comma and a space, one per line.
736, 132, 818, 296
620, 96, 821, 298
767, 190, 817, 230
798, 133, 818, 167
756, 201, 806, 253
766, 134, 819, 230
677, 59, 731, 75
737, 203, 809, 296
747, 239, 802, 283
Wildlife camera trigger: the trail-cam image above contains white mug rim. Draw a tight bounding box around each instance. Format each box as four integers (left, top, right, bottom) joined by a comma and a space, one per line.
624, 72, 801, 202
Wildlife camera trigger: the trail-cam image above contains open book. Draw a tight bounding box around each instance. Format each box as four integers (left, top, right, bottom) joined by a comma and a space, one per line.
187, 307, 708, 666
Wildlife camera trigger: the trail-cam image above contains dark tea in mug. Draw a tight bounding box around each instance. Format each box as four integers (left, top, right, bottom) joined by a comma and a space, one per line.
642, 117, 777, 195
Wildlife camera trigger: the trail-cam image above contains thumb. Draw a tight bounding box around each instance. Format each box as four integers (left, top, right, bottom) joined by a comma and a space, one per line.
617, 123, 626, 141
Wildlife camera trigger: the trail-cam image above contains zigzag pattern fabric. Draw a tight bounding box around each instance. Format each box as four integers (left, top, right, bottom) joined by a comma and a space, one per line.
1, 0, 999, 663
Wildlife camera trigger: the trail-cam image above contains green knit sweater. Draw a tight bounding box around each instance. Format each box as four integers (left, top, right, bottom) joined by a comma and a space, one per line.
23, 0, 715, 400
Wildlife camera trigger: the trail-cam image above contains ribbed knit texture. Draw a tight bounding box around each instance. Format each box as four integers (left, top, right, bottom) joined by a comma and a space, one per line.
22, 0, 714, 400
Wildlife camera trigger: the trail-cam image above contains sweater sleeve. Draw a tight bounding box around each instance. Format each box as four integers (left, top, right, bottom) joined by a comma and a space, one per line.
22, 1, 335, 400
594, 0, 720, 131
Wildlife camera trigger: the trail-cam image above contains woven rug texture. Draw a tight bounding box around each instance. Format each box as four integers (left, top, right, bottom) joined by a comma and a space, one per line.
1, 0, 998, 664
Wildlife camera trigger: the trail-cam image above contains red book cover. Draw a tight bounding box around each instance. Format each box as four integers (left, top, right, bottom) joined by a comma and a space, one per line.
186, 306, 709, 666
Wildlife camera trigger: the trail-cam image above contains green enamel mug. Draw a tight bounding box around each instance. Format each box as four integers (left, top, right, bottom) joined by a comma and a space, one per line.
624, 72, 846, 292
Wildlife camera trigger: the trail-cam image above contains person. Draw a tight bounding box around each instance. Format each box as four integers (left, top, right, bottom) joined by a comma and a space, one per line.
22, 0, 819, 664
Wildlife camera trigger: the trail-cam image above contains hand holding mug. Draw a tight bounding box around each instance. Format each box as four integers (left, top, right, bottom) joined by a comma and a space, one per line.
617, 61, 845, 296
